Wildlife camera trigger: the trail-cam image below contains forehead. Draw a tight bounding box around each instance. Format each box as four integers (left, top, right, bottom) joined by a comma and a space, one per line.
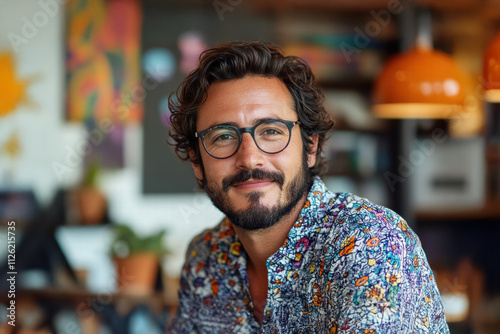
197, 75, 296, 129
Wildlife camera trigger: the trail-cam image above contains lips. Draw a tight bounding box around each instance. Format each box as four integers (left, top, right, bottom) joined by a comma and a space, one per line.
232, 179, 274, 190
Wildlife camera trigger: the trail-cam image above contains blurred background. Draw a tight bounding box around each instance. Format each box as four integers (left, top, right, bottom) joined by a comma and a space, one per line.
0, 0, 499, 333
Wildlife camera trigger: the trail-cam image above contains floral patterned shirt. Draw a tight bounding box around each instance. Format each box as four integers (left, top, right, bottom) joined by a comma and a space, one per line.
168, 177, 449, 333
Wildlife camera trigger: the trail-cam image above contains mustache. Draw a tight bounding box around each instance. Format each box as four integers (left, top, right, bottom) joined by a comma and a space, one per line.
222, 169, 285, 192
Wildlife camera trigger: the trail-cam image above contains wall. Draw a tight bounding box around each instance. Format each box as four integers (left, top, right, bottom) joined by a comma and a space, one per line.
0, 0, 224, 277
0, 0, 72, 201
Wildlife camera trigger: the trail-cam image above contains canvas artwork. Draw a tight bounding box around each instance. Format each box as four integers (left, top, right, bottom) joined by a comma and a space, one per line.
66, 0, 143, 168
65, 0, 143, 124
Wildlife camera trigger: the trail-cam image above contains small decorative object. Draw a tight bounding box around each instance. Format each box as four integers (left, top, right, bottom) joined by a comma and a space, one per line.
75, 162, 107, 224
110, 224, 168, 295
0, 51, 33, 117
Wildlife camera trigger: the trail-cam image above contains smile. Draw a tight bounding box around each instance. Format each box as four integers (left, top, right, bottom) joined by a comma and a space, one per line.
232, 179, 274, 190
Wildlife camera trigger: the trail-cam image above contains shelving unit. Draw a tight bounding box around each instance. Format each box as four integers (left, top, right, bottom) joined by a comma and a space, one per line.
0, 222, 176, 333
0, 287, 174, 333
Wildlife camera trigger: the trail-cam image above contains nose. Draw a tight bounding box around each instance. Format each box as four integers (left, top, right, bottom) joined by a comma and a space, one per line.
234, 133, 265, 170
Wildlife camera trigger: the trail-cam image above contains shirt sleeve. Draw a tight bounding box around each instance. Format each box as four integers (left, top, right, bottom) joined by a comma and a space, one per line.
329, 202, 449, 333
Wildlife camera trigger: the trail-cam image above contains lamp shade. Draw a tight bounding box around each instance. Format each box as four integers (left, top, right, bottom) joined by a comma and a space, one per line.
373, 45, 469, 119
484, 31, 500, 102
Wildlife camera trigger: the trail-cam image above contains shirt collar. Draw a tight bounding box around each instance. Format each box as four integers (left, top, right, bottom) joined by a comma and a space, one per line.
271, 176, 332, 264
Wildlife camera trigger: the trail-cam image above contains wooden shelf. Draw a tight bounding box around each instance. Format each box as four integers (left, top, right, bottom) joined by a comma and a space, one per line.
416, 0, 483, 11
416, 198, 500, 221
0, 287, 176, 333
318, 78, 374, 91
253, 0, 486, 13
253, 0, 393, 12
0, 287, 177, 308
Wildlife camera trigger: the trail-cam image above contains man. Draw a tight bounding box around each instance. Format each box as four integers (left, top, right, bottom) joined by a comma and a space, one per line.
167, 41, 449, 333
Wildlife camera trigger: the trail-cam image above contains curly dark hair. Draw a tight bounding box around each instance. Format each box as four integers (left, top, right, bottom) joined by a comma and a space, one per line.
169, 41, 334, 189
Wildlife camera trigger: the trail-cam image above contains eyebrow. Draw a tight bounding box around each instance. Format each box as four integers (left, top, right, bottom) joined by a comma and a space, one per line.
204, 117, 279, 130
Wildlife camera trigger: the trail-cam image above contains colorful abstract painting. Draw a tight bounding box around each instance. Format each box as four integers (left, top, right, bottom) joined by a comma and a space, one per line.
66, 0, 143, 124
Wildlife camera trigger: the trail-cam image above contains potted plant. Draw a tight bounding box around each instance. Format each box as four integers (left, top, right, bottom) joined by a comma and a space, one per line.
110, 224, 168, 295
75, 161, 107, 224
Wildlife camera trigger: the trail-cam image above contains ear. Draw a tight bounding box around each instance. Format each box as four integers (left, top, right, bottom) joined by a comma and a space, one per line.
307, 134, 319, 168
189, 149, 204, 181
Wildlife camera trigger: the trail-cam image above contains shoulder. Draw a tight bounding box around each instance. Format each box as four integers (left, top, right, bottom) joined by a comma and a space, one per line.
302, 180, 413, 254
326, 192, 412, 240
334, 192, 403, 226
178, 218, 245, 300
317, 192, 421, 263
305, 179, 404, 233
183, 218, 236, 268
319, 194, 447, 331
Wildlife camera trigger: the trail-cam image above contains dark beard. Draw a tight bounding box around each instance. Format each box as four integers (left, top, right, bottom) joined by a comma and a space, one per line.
204, 152, 312, 231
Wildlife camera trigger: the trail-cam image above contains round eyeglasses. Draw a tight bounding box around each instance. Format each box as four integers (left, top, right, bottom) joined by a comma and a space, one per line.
195, 119, 300, 159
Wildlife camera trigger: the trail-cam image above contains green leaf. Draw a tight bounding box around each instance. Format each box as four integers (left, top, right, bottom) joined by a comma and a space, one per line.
110, 224, 169, 258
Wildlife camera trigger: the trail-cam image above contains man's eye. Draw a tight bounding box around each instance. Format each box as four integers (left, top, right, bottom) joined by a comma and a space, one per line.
260, 128, 283, 136
209, 131, 237, 144
214, 133, 234, 141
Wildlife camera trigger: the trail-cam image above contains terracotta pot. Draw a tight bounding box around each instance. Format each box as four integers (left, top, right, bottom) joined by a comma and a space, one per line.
76, 187, 107, 224
114, 253, 159, 295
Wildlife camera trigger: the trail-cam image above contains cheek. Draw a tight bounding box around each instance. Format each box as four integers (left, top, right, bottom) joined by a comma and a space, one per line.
200, 158, 226, 184
288, 136, 307, 165
274, 148, 303, 177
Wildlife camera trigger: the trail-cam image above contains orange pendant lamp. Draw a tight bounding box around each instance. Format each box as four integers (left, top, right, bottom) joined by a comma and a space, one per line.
373, 41, 469, 119
484, 31, 500, 103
